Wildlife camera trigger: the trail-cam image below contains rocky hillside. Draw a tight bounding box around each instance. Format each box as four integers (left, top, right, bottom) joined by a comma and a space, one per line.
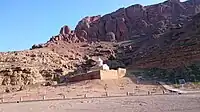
31, 0, 200, 69
0, 41, 117, 92
133, 12, 200, 68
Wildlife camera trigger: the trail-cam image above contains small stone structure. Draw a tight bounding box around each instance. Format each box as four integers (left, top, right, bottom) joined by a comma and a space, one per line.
67, 57, 126, 82
100, 68, 126, 80
67, 68, 126, 82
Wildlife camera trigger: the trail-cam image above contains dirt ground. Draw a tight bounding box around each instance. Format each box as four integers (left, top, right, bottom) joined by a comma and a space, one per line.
0, 77, 164, 102
0, 94, 200, 112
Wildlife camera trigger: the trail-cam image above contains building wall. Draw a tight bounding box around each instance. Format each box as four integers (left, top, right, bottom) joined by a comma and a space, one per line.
67, 68, 126, 82
99, 68, 126, 80
117, 68, 126, 78
68, 71, 100, 82
100, 70, 118, 80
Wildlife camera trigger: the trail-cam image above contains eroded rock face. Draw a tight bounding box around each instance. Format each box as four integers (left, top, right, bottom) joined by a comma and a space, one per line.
0, 67, 44, 86
31, 25, 87, 49
74, 0, 200, 41
45, 16, 102, 45
0, 49, 76, 88
49, 26, 81, 43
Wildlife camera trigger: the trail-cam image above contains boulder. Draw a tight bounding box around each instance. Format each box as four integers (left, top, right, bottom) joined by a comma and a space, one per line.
60, 25, 71, 35
2, 77, 11, 85
31, 44, 44, 49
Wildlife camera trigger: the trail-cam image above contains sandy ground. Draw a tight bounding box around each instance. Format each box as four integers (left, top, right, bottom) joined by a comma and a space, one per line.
0, 94, 200, 112
0, 77, 199, 112
0, 77, 164, 102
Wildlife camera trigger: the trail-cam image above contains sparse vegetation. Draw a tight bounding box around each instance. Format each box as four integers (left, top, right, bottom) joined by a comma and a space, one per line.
143, 63, 200, 84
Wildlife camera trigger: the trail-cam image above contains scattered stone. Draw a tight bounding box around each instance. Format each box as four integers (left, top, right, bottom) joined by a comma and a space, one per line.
44, 81, 58, 86
5, 87, 11, 93
19, 85, 26, 91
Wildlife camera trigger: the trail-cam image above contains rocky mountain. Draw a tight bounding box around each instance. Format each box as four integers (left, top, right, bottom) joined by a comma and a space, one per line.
2, 0, 200, 92
33, 0, 200, 47
75, 0, 200, 42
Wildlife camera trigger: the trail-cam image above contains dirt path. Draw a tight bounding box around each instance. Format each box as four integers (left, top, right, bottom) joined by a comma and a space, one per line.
0, 94, 200, 112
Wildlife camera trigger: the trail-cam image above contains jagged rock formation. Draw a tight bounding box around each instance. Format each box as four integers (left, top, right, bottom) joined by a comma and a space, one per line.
75, 0, 200, 42
32, 0, 200, 50
31, 25, 87, 49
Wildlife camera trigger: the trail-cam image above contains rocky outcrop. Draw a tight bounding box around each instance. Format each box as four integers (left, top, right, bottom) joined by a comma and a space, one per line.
0, 49, 77, 87
31, 25, 87, 49
74, 0, 200, 41
0, 67, 44, 86
60, 25, 71, 35
49, 26, 80, 43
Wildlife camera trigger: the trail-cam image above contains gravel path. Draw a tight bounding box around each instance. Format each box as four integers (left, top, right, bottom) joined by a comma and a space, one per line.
0, 94, 200, 112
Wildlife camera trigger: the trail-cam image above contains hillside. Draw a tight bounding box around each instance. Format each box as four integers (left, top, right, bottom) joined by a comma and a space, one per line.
0, 41, 117, 92
1, 0, 200, 92
134, 12, 200, 68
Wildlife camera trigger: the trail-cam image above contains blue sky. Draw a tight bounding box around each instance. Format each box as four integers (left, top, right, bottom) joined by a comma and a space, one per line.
0, 0, 181, 51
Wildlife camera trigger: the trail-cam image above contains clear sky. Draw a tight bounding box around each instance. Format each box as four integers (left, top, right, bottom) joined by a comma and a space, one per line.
0, 0, 185, 51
